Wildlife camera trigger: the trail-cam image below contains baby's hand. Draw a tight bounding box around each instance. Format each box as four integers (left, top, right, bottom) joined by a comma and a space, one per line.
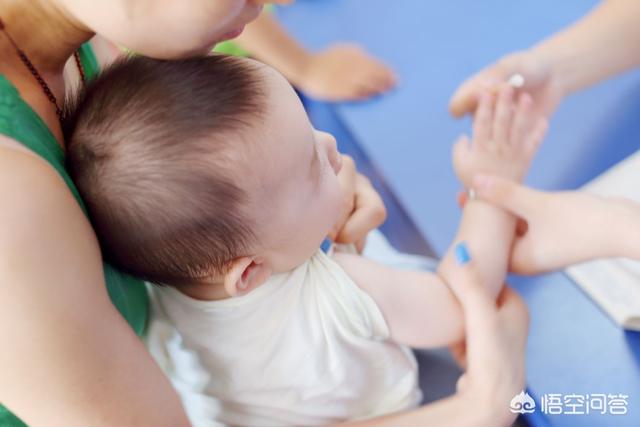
452, 84, 548, 188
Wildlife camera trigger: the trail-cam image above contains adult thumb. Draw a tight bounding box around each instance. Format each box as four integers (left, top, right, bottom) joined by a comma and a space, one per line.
472, 174, 540, 220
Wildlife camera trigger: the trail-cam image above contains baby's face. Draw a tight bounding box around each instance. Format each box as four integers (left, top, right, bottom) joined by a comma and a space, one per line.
243, 62, 344, 272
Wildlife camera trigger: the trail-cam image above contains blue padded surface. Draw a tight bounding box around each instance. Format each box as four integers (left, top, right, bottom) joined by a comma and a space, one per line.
278, 2, 640, 425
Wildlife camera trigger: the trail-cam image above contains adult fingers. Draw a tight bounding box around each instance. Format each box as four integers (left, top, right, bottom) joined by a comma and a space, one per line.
446, 243, 503, 373
449, 339, 468, 369
495, 286, 530, 351
492, 84, 515, 145
472, 174, 542, 220
447, 243, 496, 328
457, 190, 529, 236
450, 51, 539, 118
449, 66, 501, 117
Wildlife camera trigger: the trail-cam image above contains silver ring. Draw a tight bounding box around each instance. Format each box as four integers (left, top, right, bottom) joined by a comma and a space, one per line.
467, 188, 477, 201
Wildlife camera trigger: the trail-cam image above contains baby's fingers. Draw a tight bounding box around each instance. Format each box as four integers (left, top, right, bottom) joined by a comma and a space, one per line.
472, 92, 494, 142
492, 84, 515, 145
449, 67, 501, 117
334, 174, 386, 244
509, 93, 533, 145
523, 117, 548, 158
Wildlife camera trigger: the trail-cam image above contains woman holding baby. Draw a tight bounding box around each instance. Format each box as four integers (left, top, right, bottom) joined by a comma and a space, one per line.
0, 0, 636, 426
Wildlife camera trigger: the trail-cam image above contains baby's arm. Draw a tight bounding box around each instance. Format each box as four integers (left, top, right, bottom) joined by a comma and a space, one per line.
333, 252, 465, 348
333, 86, 546, 348
439, 85, 547, 298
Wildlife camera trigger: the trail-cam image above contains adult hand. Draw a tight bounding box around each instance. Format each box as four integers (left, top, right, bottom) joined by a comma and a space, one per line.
471, 174, 639, 274
447, 245, 529, 426
296, 43, 397, 101
329, 155, 387, 252
449, 49, 564, 120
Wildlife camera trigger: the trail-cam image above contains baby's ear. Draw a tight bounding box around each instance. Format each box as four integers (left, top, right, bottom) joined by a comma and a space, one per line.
223, 257, 272, 297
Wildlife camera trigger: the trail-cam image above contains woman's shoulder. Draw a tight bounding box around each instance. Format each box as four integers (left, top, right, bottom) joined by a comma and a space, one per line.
0, 136, 111, 328
0, 136, 180, 426
0, 136, 148, 334
0, 134, 74, 204
0, 136, 100, 266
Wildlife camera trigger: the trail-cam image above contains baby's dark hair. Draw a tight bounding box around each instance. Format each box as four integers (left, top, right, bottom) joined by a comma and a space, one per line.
64, 55, 265, 287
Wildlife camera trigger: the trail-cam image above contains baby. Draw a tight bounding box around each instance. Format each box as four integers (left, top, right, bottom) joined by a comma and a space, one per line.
64, 55, 546, 426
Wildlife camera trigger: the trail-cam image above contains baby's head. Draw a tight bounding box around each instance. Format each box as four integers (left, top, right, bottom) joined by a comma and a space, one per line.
65, 55, 343, 297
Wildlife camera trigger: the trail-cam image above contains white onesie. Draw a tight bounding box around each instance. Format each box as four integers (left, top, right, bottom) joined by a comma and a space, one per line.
155, 249, 421, 426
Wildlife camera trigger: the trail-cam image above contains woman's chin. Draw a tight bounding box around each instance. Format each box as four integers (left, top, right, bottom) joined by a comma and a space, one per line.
217, 26, 246, 42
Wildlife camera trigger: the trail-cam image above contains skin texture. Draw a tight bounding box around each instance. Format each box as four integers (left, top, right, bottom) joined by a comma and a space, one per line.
0, 136, 190, 426
182, 60, 373, 301
0, 1, 320, 426
450, 0, 640, 275
59, 0, 275, 59
215, 62, 347, 298
186, 64, 544, 334
438, 85, 547, 297
471, 175, 640, 274
233, 10, 397, 101
175, 60, 539, 426
334, 258, 530, 427
332, 85, 545, 348
449, 0, 640, 119
247, 65, 345, 274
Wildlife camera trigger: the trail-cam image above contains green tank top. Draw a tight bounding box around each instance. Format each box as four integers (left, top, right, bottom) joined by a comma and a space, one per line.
0, 44, 149, 427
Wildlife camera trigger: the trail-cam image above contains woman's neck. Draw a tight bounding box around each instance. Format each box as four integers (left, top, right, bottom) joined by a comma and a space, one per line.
0, 0, 94, 144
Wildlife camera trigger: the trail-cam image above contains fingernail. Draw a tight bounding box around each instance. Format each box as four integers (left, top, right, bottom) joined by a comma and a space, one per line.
320, 238, 333, 253
455, 242, 471, 265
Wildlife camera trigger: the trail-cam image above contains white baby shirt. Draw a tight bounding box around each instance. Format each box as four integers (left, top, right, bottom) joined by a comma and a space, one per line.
155, 250, 421, 426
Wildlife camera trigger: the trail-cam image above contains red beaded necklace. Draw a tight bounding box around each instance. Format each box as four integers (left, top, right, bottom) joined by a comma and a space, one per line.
0, 16, 86, 122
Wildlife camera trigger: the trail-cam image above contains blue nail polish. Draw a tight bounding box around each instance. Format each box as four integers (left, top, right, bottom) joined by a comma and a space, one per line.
320, 237, 332, 253
455, 242, 471, 265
